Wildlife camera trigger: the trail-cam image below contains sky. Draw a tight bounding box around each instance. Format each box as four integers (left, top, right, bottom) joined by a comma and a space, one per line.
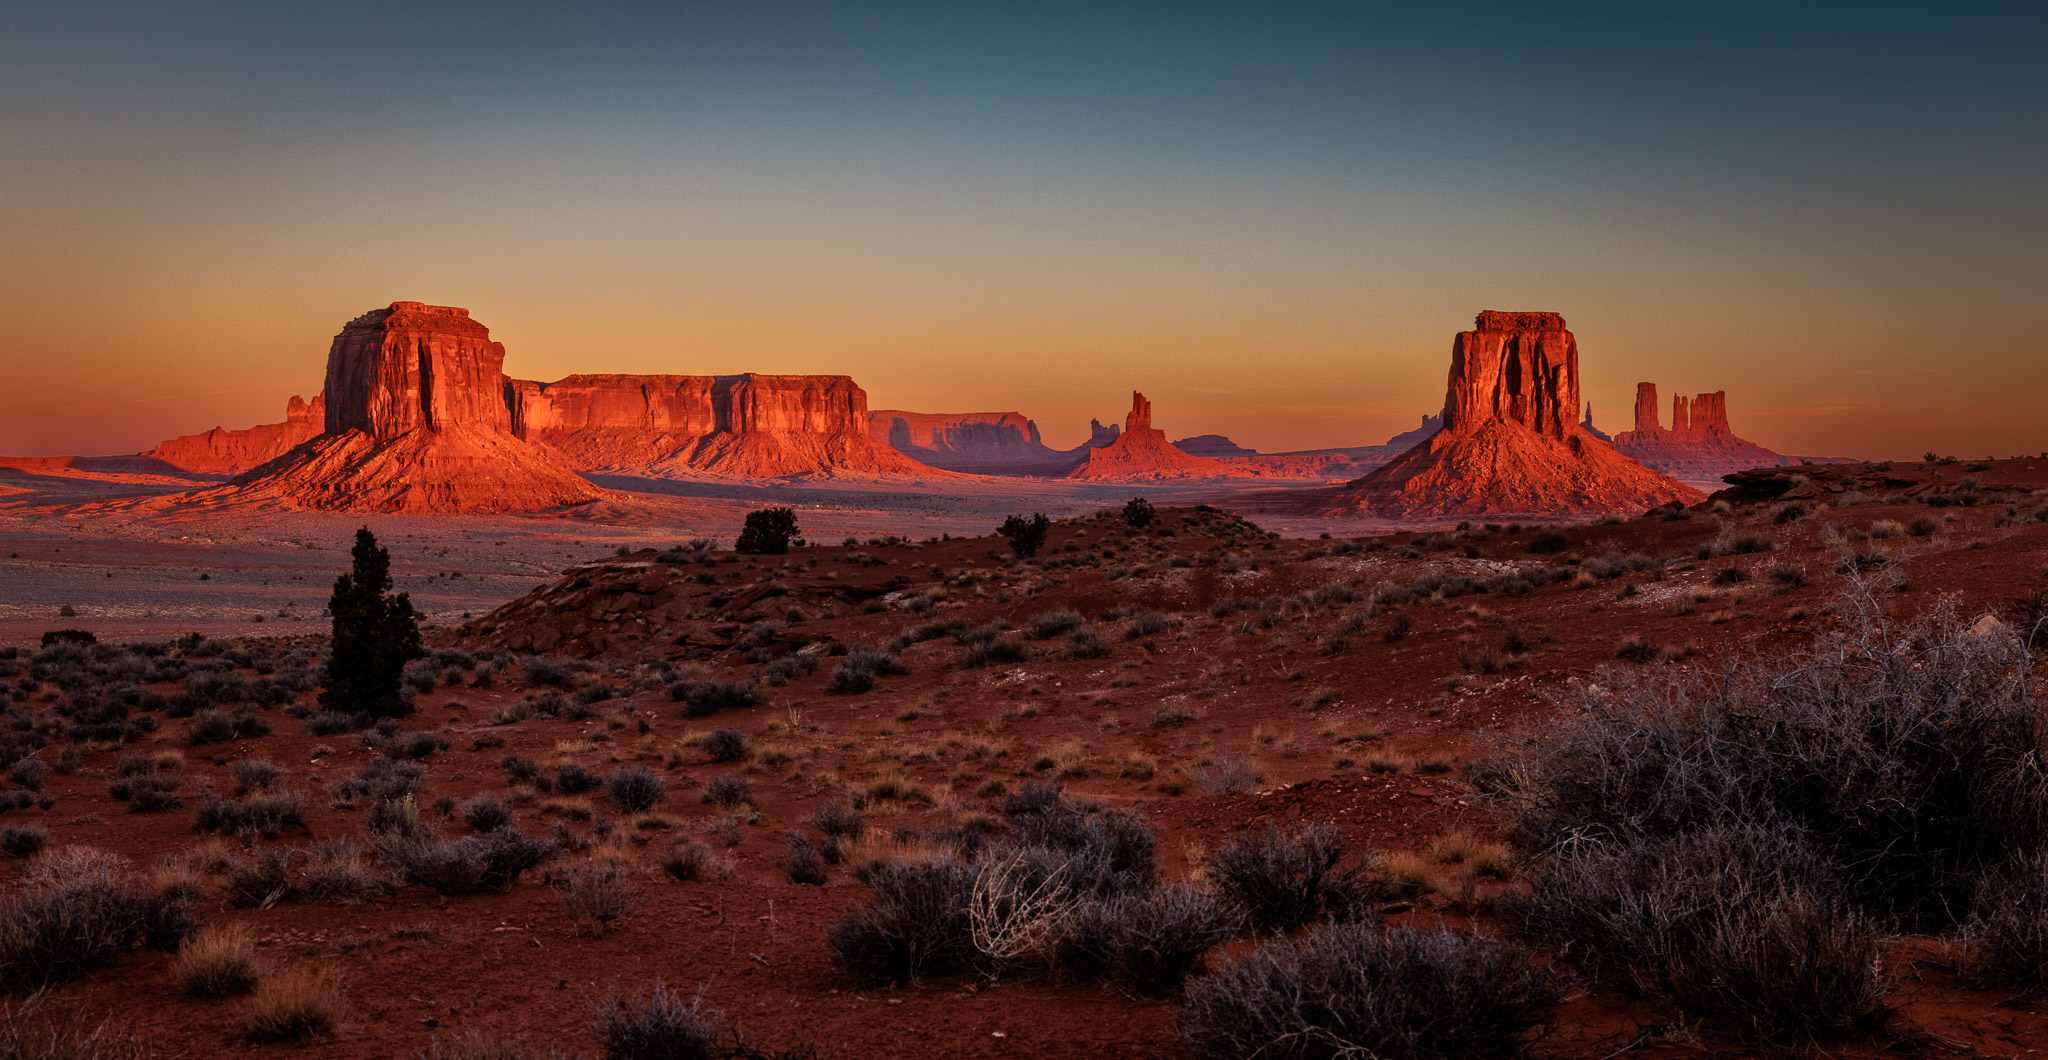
1, 2, 2043, 459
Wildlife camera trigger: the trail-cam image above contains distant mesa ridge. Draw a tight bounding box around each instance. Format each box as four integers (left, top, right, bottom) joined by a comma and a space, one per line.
1316, 311, 1702, 516
174, 300, 933, 513
144, 393, 325, 475
510, 373, 921, 478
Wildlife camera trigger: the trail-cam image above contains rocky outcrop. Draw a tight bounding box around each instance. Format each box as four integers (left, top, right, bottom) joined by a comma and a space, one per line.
196, 303, 607, 513
1323, 312, 1701, 517
1611, 382, 1797, 487
143, 394, 326, 474
1173, 435, 1257, 459
1088, 420, 1121, 448
1066, 393, 1240, 481
511, 374, 927, 478
1581, 402, 1611, 442
865, 410, 1073, 474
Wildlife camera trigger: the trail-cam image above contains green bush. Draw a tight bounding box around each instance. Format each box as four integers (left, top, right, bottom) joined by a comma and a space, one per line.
997, 513, 1051, 558
320, 528, 421, 720
735, 508, 799, 554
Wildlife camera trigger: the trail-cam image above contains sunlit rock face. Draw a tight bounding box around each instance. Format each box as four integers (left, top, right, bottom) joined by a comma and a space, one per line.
1322, 312, 1702, 517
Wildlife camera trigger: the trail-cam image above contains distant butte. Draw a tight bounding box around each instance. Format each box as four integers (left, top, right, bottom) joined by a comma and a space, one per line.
186, 303, 608, 513
1610, 382, 1821, 486
1319, 311, 1701, 517
1065, 392, 1242, 481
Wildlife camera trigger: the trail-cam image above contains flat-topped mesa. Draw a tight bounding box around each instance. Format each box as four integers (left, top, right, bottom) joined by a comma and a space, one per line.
510, 373, 927, 477
1067, 391, 1240, 482
866, 410, 1085, 474
325, 302, 511, 437
1319, 312, 1701, 517
1442, 310, 1579, 439
143, 393, 326, 474
186, 302, 606, 513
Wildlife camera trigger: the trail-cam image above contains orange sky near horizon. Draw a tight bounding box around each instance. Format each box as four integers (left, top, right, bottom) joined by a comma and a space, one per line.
1, 5, 2042, 463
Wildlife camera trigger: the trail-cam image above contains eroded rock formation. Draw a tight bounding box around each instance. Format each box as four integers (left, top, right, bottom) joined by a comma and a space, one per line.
198, 303, 607, 513
1611, 382, 1797, 486
511, 374, 924, 478
1324, 313, 1701, 517
1066, 392, 1239, 481
865, 410, 1073, 473
144, 394, 326, 475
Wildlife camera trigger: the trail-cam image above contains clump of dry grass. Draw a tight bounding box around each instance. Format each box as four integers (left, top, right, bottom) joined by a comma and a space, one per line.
242, 965, 344, 1042
174, 923, 263, 997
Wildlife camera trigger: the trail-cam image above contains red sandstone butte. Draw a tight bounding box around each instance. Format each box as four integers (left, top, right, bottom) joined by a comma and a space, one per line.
143, 394, 326, 475
1610, 382, 1800, 485
196, 303, 607, 514
1326, 312, 1702, 517
510, 374, 928, 479
1066, 392, 1241, 481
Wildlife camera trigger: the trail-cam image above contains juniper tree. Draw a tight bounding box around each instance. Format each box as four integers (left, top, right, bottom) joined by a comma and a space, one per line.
321, 527, 421, 719
736, 507, 799, 554
998, 513, 1052, 558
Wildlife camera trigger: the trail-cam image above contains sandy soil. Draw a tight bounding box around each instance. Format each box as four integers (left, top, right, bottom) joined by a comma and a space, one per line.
2, 459, 2046, 1057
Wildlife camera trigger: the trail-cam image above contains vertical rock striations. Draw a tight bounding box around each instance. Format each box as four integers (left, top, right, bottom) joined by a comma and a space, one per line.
199, 303, 606, 513
1324, 312, 1701, 517
511, 374, 926, 478
1611, 381, 1799, 486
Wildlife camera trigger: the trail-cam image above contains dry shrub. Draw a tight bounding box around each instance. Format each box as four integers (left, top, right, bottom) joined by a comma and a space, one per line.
242, 965, 344, 1042
0, 994, 144, 1060
1179, 922, 1559, 1060
827, 858, 977, 983
1518, 825, 1887, 1039
1498, 584, 2048, 929
1188, 756, 1262, 796
174, 923, 263, 997
375, 828, 558, 896
659, 840, 723, 883
1062, 882, 1238, 994
591, 980, 721, 1060
1207, 822, 1376, 932
0, 846, 194, 992
555, 863, 639, 938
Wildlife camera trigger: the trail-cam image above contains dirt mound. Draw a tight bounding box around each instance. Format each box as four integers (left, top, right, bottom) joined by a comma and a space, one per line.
1322, 312, 1701, 517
